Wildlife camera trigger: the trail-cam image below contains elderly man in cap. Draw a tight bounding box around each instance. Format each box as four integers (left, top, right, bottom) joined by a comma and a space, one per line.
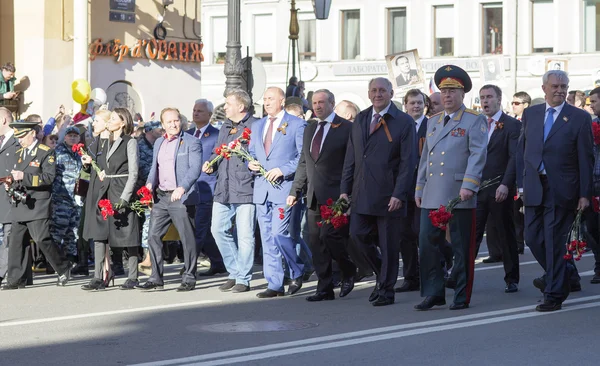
414, 65, 487, 310
2, 121, 72, 289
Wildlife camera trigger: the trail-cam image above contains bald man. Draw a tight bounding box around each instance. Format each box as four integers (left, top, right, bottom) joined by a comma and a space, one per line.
427, 92, 443, 116
334, 101, 360, 122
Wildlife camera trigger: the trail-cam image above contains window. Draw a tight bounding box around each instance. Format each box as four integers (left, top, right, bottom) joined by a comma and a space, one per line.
532, 0, 554, 53
482, 3, 503, 54
211, 17, 227, 64
341, 10, 360, 60
388, 8, 407, 54
584, 0, 600, 52
434, 5, 454, 56
299, 14, 316, 61
254, 14, 273, 62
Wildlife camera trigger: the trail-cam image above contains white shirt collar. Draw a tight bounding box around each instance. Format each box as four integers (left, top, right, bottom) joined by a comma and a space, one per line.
415, 114, 426, 125
545, 102, 565, 115
27, 140, 38, 152
488, 109, 503, 122
3, 129, 14, 139
195, 124, 210, 136
372, 103, 392, 119
318, 112, 336, 123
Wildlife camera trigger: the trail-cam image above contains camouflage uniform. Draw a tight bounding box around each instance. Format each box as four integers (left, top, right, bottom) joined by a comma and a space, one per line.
137, 135, 155, 248
50, 142, 83, 257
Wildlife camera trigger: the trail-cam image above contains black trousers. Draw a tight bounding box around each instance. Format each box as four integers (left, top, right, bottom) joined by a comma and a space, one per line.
350, 212, 401, 300
584, 208, 600, 274
147, 190, 197, 285
513, 197, 525, 252
307, 205, 356, 293
475, 187, 519, 285
484, 219, 503, 259
398, 200, 420, 283
7, 219, 69, 283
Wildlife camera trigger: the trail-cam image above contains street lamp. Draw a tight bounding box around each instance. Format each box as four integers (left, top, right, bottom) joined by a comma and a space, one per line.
312, 0, 332, 20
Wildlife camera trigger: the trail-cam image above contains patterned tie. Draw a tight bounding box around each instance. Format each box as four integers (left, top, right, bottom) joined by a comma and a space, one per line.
370, 113, 381, 135
194, 129, 201, 138
444, 115, 451, 126
311, 122, 327, 161
539, 107, 556, 172
487, 117, 494, 131
263, 117, 277, 154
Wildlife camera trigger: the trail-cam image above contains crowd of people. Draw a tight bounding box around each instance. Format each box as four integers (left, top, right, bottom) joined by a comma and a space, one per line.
0, 62, 599, 314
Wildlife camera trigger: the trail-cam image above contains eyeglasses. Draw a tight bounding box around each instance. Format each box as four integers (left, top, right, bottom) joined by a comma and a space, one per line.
511, 101, 523, 105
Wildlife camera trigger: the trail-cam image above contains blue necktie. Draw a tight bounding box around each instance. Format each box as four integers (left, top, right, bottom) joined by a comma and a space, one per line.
539, 107, 555, 172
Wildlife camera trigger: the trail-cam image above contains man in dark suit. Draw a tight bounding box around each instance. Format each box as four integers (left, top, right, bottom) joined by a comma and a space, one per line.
394, 89, 428, 293
2, 122, 72, 289
517, 70, 593, 312
136, 108, 203, 292
341, 77, 417, 306
395, 56, 419, 87
586, 87, 600, 284
186, 99, 225, 276
287, 89, 356, 301
476, 84, 520, 293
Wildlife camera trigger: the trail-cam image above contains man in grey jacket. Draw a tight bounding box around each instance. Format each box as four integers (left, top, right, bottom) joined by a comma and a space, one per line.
203, 89, 258, 293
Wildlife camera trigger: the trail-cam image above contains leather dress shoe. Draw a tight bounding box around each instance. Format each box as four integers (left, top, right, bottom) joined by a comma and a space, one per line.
482, 256, 502, 264
231, 284, 250, 293
303, 271, 314, 281
287, 277, 303, 295
414, 296, 446, 310
57, 268, 71, 287
81, 278, 106, 291
256, 289, 284, 298
536, 300, 562, 312
368, 284, 380, 303
505, 283, 519, 293
339, 277, 355, 298
372, 296, 394, 307
395, 281, 419, 293
591, 273, 600, 284
136, 281, 164, 290
176, 282, 196, 292
120, 279, 139, 290
449, 303, 469, 310
197, 266, 227, 276
219, 279, 236, 292
533, 277, 546, 293
2, 281, 25, 290
306, 292, 335, 302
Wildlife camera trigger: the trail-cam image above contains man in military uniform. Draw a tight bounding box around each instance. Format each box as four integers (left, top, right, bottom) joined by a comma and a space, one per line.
2, 121, 71, 289
414, 65, 487, 310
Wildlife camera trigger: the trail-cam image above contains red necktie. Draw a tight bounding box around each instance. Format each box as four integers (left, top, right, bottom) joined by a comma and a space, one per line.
263, 117, 277, 154
487, 117, 493, 130
311, 122, 327, 161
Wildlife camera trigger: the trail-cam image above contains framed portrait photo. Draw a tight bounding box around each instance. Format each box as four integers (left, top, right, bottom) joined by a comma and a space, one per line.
385, 49, 425, 91
545, 59, 568, 72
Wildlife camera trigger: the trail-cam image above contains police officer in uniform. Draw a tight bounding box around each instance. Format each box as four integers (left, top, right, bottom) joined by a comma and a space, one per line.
1, 121, 71, 289
414, 66, 487, 310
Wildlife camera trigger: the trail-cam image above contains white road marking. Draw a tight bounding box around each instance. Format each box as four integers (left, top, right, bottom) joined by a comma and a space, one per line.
0, 300, 221, 328
128, 295, 600, 366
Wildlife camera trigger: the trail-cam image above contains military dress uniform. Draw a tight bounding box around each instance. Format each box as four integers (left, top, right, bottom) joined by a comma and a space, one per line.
415, 65, 487, 310
3, 122, 71, 289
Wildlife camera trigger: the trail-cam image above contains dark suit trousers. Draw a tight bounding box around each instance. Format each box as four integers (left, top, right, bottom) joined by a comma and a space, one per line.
307, 206, 356, 293
350, 212, 401, 300
7, 219, 70, 282
584, 209, 600, 274
420, 208, 476, 305
398, 201, 420, 283
475, 188, 519, 285
485, 219, 503, 259
195, 202, 224, 267
524, 177, 573, 303
148, 190, 197, 285
514, 197, 525, 252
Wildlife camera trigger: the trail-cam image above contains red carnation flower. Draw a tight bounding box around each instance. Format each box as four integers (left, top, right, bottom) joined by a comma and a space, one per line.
71, 143, 85, 156
98, 199, 115, 220
592, 122, 600, 145
326, 198, 334, 206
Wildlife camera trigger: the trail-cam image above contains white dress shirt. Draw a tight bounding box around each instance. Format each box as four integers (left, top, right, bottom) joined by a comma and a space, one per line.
262, 109, 285, 143
372, 103, 391, 120
486, 109, 503, 142
193, 124, 210, 138
310, 112, 335, 153
414, 114, 426, 132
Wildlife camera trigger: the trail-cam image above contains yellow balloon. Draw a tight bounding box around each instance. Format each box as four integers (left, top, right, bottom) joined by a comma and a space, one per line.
72, 79, 91, 105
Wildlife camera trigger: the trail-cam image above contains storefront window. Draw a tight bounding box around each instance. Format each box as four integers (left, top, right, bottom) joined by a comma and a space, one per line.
482, 3, 503, 54
341, 10, 360, 60
584, 0, 600, 52
211, 16, 227, 64
388, 8, 407, 54
434, 5, 454, 56
532, 0, 554, 53
299, 16, 316, 61
254, 14, 273, 62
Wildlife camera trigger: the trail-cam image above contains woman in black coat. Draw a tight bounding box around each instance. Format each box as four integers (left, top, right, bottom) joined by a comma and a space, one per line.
82, 108, 140, 290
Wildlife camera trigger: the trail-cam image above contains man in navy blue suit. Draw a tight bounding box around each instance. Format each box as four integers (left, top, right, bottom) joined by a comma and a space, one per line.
185, 99, 225, 276
517, 70, 593, 312
249, 87, 306, 298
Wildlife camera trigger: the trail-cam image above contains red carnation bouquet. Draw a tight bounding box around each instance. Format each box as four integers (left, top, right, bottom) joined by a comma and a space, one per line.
206, 127, 251, 168
317, 197, 350, 229
563, 209, 587, 261
593, 197, 600, 213
128, 186, 153, 216
72, 142, 102, 175
429, 176, 501, 231
592, 122, 600, 145
278, 207, 285, 219
98, 199, 115, 220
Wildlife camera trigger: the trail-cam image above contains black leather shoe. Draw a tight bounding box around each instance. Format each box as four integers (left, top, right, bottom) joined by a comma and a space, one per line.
81, 278, 106, 291
533, 277, 546, 293
414, 296, 446, 310
256, 289, 284, 298
445, 278, 456, 289
287, 277, 303, 295
231, 284, 250, 293
339, 277, 355, 298
197, 266, 227, 276
176, 282, 196, 292
219, 279, 236, 292
505, 283, 519, 293
482, 256, 502, 264
449, 303, 469, 310
536, 300, 562, 312
591, 273, 600, 284
1, 281, 25, 290
395, 281, 419, 293
570, 282, 582, 292
136, 281, 164, 290
372, 296, 394, 307
57, 268, 71, 287
120, 279, 139, 290
303, 271, 314, 281
306, 292, 335, 302
368, 284, 380, 303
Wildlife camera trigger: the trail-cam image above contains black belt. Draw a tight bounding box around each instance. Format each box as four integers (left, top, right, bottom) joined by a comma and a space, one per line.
157, 188, 174, 195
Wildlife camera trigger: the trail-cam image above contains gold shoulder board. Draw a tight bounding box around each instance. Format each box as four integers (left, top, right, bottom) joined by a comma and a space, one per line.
38, 144, 50, 151
464, 109, 480, 116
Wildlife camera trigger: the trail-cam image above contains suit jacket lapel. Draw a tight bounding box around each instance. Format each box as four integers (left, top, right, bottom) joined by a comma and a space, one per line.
256, 117, 268, 157
305, 122, 318, 162
19, 142, 38, 169
107, 137, 123, 161
431, 105, 466, 150
267, 114, 287, 157
0, 137, 16, 154
317, 116, 342, 162
546, 104, 571, 142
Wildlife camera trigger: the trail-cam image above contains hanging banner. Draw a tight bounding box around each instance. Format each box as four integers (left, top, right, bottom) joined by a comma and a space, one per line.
89, 38, 204, 63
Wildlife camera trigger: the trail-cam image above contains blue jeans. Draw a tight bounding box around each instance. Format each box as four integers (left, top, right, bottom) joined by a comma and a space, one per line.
211, 202, 256, 286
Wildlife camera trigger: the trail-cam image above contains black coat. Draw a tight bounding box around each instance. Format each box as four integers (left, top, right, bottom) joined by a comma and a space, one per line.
482, 112, 521, 189
0, 135, 19, 224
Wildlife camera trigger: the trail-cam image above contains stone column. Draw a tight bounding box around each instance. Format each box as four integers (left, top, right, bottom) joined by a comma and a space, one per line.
224, 0, 245, 96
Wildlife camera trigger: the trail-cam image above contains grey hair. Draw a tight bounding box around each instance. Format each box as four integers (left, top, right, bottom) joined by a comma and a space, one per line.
226, 89, 252, 110
543, 70, 569, 85
313, 89, 335, 104
368, 77, 393, 92
194, 99, 214, 113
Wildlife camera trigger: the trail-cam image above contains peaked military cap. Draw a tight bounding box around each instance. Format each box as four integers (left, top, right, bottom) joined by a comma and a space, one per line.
434, 65, 472, 93
9, 121, 40, 138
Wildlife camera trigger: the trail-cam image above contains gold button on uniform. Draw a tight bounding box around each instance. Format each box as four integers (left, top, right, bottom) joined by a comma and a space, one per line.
441, 152, 445, 155
440, 173, 444, 176
440, 162, 444, 166
429, 173, 433, 176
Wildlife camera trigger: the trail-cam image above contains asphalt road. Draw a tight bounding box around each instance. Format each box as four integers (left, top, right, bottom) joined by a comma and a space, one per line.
1, 244, 599, 366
